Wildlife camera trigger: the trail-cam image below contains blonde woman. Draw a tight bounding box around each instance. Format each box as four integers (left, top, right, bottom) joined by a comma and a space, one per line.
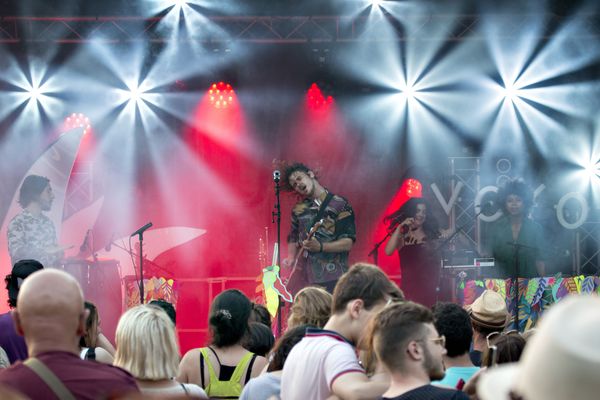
287, 286, 332, 329
114, 305, 207, 398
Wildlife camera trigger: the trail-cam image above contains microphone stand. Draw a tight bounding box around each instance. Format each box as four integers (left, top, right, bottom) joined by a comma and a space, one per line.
368, 230, 393, 266
137, 231, 146, 304
272, 172, 282, 336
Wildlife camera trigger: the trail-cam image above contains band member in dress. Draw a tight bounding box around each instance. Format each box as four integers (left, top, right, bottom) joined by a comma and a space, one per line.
282, 162, 356, 294
484, 179, 545, 278
7, 175, 63, 268
384, 198, 442, 307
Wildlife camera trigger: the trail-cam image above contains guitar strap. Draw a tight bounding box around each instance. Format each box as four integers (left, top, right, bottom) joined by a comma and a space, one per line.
311, 192, 334, 231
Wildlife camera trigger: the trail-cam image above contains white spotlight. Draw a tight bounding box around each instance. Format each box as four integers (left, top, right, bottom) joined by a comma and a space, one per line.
127, 86, 146, 104
502, 83, 521, 102
371, 0, 384, 7
403, 85, 416, 100
26, 84, 47, 102
397, 83, 418, 102
585, 161, 600, 180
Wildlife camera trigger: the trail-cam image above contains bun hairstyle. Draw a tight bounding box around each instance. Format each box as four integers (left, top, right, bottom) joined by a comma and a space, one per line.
209, 289, 252, 347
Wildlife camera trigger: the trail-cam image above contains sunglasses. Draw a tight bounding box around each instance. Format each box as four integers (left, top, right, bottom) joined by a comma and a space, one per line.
486, 329, 520, 347
417, 335, 446, 347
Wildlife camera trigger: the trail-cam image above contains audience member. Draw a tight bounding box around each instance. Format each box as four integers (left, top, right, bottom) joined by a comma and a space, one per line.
149, 299, 177, 326
466, 290, 509, 367
432, 302, 479, 388
240, 324, 310, 400
114, 304, 207, 398
287, 286, 332, 329
0, 269, 139, 398
250, 302, 272, 328
371, 301, 469, 400
477, 295, 600, 400
178, 289, 268, 398
79, 301, 113, 364
244, 322, 275, 357
482, 331, 526, 366
0, 259, 43, 363
280, 263, 403, 400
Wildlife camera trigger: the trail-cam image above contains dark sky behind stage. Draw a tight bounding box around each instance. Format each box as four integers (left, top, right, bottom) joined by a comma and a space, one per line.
1, 0, 599, 349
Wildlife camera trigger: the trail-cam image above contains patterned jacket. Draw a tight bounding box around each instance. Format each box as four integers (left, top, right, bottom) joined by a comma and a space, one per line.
287, 190, 356, 283
7, 209, 60, 267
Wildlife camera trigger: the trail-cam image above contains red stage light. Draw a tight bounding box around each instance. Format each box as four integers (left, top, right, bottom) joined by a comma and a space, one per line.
64, 113, 92, 135
307, 83, 333, 110
208, 82, 235, 109
404, 178, 423, 198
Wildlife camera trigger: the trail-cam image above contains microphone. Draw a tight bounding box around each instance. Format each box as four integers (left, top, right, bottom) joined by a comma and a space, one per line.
273, 170, 281, 183
130, 222, 153, 237
104, 232, 115, 252
400, 224, 410, 234
80, 229, 91, 253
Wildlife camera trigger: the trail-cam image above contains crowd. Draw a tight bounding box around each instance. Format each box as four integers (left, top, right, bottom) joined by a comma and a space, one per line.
0, 259, 599, 400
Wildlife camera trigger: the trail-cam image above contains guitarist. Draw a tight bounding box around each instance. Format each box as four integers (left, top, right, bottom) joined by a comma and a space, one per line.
282, 162, 356, 294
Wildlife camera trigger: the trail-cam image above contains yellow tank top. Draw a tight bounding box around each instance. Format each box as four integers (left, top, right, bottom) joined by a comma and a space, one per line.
199, 347, 254, 399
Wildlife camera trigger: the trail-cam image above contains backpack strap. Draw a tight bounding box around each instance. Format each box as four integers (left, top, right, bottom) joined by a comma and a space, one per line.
24, 357, 76, 400
229, 352, 254, 385
198, 348, 219, 390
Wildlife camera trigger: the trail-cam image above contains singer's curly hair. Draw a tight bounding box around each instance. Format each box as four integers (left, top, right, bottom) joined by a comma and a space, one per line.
384, 198, 440, 239
496, 178, 534, 214
278, 161, 320, 192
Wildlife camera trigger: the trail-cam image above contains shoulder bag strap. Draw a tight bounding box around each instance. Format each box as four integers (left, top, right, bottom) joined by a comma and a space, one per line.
24, 357, 76, 400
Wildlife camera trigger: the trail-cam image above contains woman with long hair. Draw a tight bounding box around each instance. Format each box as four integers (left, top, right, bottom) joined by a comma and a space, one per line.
79, 301, 113, 364
178, 289, 268, 399
384, 198, 442, 306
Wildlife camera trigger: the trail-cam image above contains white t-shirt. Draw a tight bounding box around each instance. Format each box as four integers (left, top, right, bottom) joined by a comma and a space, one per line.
280, 328, 365, 400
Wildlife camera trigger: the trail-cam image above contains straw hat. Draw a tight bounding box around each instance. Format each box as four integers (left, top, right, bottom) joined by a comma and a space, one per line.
467, 290, 509, 329
477, 295, 600, 400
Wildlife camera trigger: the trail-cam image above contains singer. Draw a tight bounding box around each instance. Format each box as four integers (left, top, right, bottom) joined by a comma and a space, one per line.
7, 175, 63, 268
483, 179, 545, 278
281, 162, 356, 294
384, 198, 442, 307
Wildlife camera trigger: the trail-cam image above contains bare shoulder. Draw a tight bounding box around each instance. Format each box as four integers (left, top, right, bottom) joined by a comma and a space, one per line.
250, 355, 269, 377
178, 348, 202, 383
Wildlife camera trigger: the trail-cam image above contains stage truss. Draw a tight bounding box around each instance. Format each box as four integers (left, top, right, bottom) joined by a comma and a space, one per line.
1, 13, 600, 44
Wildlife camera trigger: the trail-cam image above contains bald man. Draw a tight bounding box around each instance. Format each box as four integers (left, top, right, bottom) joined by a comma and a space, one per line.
0, 269, 138, 399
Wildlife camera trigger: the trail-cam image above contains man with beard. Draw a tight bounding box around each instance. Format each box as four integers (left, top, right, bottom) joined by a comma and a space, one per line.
282, 162, 356, 294
371, 301, 469, 400
8, 175, 64, 268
